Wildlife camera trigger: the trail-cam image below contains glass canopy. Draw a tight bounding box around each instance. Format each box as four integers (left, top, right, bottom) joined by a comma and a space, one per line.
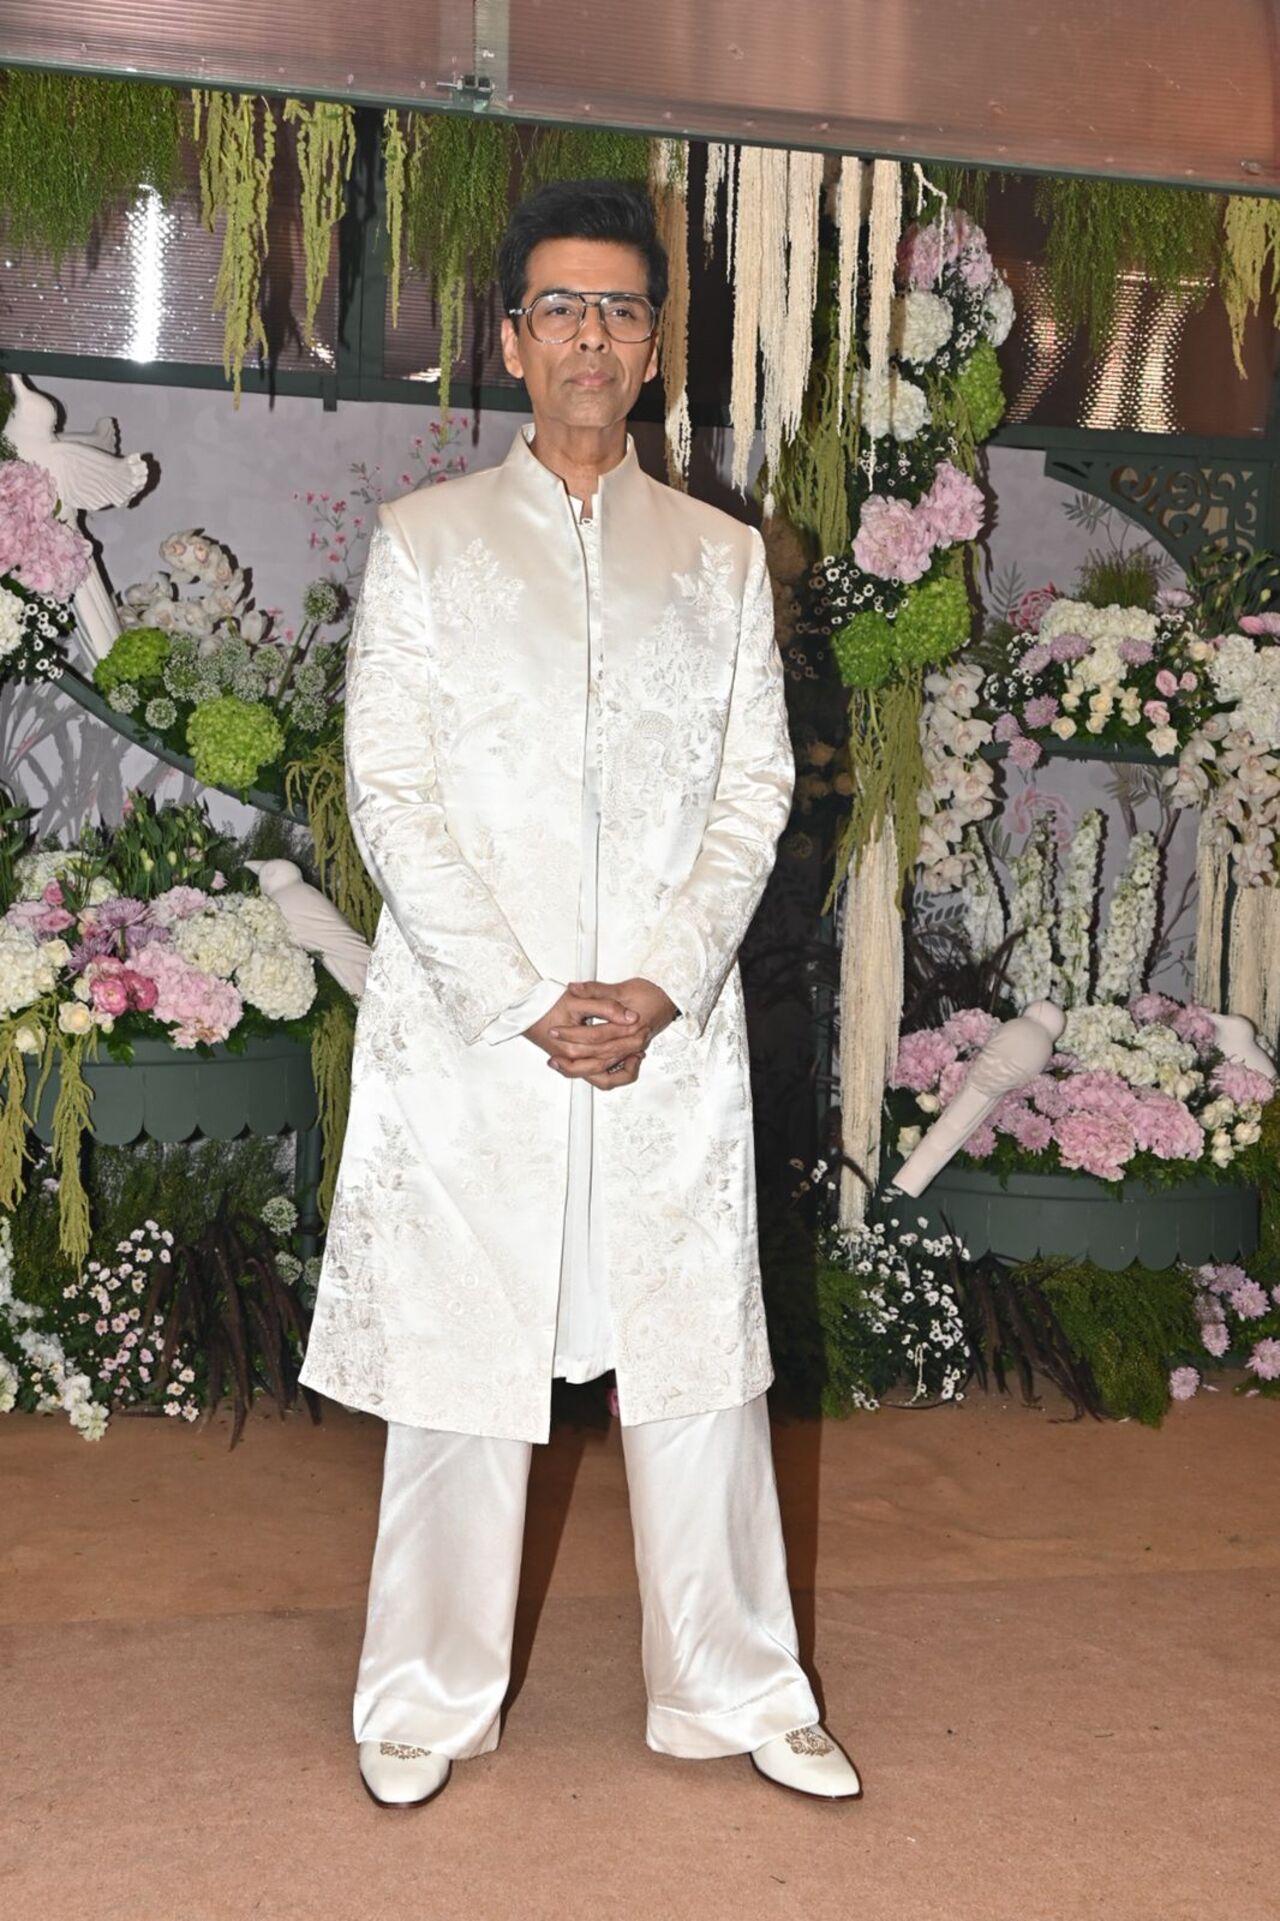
2, 0, 1279, 194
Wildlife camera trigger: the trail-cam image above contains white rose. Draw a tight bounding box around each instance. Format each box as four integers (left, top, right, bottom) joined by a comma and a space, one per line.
1051, 716, 1078, 739
1147, 726, 1179, 757
917, 1092, 941, 1114
897, 1126, 924, 1155
58, 1001, 93, 1035
13, 1022, 42, 1054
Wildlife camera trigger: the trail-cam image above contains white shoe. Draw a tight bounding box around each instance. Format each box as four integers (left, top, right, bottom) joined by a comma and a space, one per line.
750, 1724, 863, 1800
357, 1739, 452, 1808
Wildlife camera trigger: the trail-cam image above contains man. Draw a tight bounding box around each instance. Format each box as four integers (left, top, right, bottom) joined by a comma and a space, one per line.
298, 177, 862, 1809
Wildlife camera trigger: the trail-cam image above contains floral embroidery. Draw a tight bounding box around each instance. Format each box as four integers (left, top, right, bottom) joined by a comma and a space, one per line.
785, 1726, 835, 1757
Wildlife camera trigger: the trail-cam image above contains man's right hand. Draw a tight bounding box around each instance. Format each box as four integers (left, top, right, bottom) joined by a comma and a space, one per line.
524, 987, 646, 1091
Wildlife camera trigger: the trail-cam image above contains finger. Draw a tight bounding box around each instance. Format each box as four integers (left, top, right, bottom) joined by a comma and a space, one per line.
549, 1023, 648, 1057
557, 993, 638, 1029
551, 1048, 645, 1079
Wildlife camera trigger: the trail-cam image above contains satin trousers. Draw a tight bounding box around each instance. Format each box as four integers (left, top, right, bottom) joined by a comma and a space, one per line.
352, 1390, 821, 1760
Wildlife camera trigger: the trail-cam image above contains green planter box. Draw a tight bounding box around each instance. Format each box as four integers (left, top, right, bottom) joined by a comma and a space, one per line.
896, 1164, 1260, 1271
20, 1033, 324, 1256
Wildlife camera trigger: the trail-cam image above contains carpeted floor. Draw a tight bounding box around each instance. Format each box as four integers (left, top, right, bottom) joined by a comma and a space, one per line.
3, 1380, 1278, 1921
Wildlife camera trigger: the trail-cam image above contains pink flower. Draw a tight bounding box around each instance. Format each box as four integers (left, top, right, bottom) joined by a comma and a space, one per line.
992, 713, 1021, 743
0, 458, 93, 600
962, 1121, 997, 1158
1129, 1092, 1203, 1162
1054, 1110, 1137, 1181
1168, 1366, 1201, 1400
1155, 669, 1179, 697
1008, 734, 1042, 771
852, 495, 935, 584
1142, 699, 1170, 726
1001, 1103, 1054, 1153
891, 1028, 958, 1092
1210, 1061, 1275, 1107
1200, 1321, 1230, 1357
1018, 640, 1052, 676
89, 974, 130, 1015
1228, 1279, 1270, 1320
121, 969, 158, 1012
1179, 671, 1198, 692
1239, 613, 1280, 636
1023, 695, 1059, 729
941, 1008, 999, 1050
1012, 585, 1061, 634
1245, 1338, 1280, 1380
1131, 991, 1177, 1027
1118, 637, 1154, 666
1198, 1263, 1247, 1295
1048, 631, 1090, 663
918, 461, 985, 546
937, 1058, 970, 1106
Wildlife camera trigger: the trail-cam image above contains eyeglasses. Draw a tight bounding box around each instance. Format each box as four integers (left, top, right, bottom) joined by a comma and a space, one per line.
506, 290, 659, 344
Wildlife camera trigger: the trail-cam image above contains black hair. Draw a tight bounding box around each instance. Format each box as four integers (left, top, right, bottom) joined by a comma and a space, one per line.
496, 177, 668, 320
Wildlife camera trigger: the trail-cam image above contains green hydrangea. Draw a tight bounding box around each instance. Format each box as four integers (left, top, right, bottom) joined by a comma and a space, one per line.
893, 574, 972, 668
106, 680, 140, 714
93, 625, 170, 695
186, 695, 285, 791
144, 695, 178, 730
830, 610, 897, 688
955, 340, 1006, 443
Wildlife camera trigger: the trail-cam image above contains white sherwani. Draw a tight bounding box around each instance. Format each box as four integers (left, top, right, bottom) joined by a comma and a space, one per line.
299, 422, 795, 1443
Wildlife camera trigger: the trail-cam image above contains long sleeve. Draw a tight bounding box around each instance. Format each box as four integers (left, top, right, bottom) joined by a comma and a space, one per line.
480, 976, 566, 1045
344, 501, 546, 1045
635, 527, 795, 1039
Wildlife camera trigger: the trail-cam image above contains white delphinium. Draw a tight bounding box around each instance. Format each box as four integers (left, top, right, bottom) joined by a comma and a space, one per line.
916, 663, 995, 892
959, 824, 1007, 961
1005, 814, 1061, 1007
891, 289, 954, 366
1095, 831, 1160, 1002
1057, 808, 1103, 1007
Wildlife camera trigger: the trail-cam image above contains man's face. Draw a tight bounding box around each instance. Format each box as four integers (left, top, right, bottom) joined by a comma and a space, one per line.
499, 236, 660, 431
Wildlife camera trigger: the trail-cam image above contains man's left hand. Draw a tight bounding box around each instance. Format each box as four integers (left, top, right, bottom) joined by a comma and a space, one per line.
545, 977, 678, 1087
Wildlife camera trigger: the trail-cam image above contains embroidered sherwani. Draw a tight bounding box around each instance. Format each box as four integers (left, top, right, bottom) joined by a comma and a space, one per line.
299, 422, 795, 1444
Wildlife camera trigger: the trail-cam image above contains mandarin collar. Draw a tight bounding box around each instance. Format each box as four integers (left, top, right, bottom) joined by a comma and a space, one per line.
502, 420, 641, 517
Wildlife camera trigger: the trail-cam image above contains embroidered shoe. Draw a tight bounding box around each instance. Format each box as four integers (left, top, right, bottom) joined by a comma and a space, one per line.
749, 1723, 863, 1800
357, 1739, 452, 1809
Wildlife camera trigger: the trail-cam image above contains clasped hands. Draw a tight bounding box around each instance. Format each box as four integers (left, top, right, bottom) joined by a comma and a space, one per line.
524, 977, 678, 1090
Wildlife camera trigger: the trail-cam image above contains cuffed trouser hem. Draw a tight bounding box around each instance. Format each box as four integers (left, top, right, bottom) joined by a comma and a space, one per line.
645, 1675, 821, 1760
353, 1689, 503, 1762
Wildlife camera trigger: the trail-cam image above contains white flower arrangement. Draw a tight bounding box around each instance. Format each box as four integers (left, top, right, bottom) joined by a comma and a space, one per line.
891, 289, 954, 366
850, 366, 931, 443
1004, 814, 1061, 1007
915, 662, 996, 891
1057, 810, 1104, 1007
820, 1213, 971, 1408
1094, 832, 1159, 1003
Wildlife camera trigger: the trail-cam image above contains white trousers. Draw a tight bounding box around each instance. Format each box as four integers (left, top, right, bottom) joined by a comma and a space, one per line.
352, 1390, 821, 1760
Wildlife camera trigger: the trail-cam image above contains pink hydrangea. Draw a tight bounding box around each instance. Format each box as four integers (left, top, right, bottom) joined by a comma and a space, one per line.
852, 494, 935, 584
937, 1057, 970, 1106
1129, 1091, 1204, 1162
149, 886, 213, 926
1130, 992, 1178, 1027
1059, 1070, 1143, 1124
1168, 1366, 1201, 1400
1246, 1338, 1280, 1380
0, 458, 92, 601
941, 1008, 999, 1050
891, 1028, 957, 1092
917, 461, 984, 546
1054, 1110, 1136, 1181
129, 940, 242, 1045
1168, 1004, 1218, 1052
1210, 1061, 1275, 1107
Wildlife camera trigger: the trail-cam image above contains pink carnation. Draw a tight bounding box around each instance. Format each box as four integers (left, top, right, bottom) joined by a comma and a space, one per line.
1049, 632, 1090, 663
1000, 1102, 1054, 1153
1198, 1262, 1247, 1295
1023, 695, 1060, 728
937, 1058, 970, 1106
1018, 640, 1052, 676
1118, 637, 1154, 666
852, 494, 935, 584
992, 712, 1021, 743
891, 1028, 957, 1092
1054, 1110, 1136, 1181
1201, 1321, 1230, 1357
1008, 734, 1042, 771
962, 1121, 997, 1159
1129, 1091, 1204, 1162
1155, 669, 1179, 697
1131, 992, 1178, 1027
918, 460, 985, 546
1210, 1061, 1275, 1107
1168, 1004, 1218, 1052
1228, 1279, 1270, 1321
1168, 1366, 1201, 1400
1059, 1070, 1142, 1125
941, 1008, 1000, 1051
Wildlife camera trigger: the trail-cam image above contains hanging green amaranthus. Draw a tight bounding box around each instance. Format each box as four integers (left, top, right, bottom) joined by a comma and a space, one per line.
192, 89, 277, 403
520, 124, 651, 195
396, 111, 517, 417
282, 97, 356, 348
0, 68, 183, 263
381, 109, 410, 326
1033, 175, 1222, 354
1220, 195, 1280, 377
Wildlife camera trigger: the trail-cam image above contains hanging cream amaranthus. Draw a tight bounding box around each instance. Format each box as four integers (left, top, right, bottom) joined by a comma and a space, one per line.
765, 184, 1012, 1222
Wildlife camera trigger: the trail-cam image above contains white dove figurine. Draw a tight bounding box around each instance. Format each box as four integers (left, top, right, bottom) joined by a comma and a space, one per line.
891, 1000, 1067, 1199
5, 373, 150, 666
1208, 1011, 1277, 1083
244, 859, 372, 1001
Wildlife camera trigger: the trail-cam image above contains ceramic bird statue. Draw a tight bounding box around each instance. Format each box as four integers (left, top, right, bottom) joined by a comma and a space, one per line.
890, 1000, 1067, 1199
5, 373, 150, 665
244, 858, 372, 1001
1208, 1011, 1277, 1083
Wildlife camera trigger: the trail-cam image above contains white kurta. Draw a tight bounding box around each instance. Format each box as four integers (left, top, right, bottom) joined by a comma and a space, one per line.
299, 423, 795, 1443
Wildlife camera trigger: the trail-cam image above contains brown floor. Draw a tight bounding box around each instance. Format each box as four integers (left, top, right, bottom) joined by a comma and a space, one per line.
3, 1379, 1278, 1921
